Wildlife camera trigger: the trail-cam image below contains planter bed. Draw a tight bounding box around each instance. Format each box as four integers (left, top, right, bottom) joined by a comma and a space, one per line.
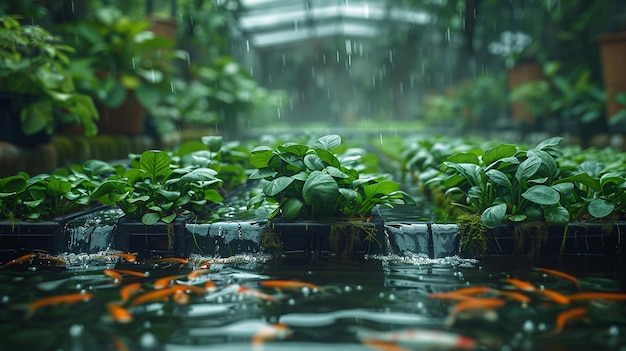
458, 221, 626, 257
114, 217, 187, 259
268, 211, 386, 258
185, 221, 265, 257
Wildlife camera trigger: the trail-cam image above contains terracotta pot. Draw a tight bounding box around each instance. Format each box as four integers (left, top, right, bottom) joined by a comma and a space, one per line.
96, 90, 145, 135
598, 31, 626, 121
507, 62, 544, 123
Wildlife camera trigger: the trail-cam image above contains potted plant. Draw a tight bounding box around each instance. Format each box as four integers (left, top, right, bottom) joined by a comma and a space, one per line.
0, 15, 99, 145
247, 134, 414, 257
62, 7, 184, 135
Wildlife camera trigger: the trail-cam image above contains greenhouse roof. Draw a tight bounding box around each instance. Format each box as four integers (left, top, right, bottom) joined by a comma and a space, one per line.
237, 0, 431, 49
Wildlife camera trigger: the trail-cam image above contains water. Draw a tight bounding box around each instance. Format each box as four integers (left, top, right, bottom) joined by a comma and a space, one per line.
1, 251, 625, 350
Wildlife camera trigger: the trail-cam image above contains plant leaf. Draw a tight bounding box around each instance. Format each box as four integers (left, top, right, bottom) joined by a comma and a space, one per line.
481, 203, 507, 229
544, 205, 570, 225
140, 150, 172, 182
302, 170, 339, 205
521, 185, 560, 205
588, 199, 614, 219
282, 198, 304, 220
263, 176, 295, 197
313, 134, 341, 150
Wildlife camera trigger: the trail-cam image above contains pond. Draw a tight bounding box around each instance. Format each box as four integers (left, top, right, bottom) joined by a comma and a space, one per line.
1, 250, 625, 351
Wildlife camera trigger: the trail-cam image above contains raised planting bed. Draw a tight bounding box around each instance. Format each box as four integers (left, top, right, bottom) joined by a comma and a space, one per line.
114, 217, 187, 259
185, 221, 264, 257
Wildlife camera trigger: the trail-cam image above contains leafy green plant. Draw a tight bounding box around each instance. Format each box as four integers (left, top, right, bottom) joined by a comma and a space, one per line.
247, 134, 412, 221
0, 159, 113, 221
0, 15, 99, 137
91, 149, 223, 225
438, 136, 571, 228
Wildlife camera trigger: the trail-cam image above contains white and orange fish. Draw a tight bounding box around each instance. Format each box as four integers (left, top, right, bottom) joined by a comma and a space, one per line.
355, 327, 477, 350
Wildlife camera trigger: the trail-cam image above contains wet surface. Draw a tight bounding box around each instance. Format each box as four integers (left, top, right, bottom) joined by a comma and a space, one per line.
0, 251, 625, 351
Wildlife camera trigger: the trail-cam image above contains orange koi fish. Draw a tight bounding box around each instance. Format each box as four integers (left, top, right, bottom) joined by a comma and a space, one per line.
536, 268, 579, 287
452, 298, 506, 316
496, 291, 531, 306
131, 285, 206, 306
172, 290, 190, 305
204, 280, 217, 293
251, 323, 292, 351
105, 253, 137, 263
552, 307, 587, 334
1, 253, 35, 268
187, 269, 209, 279
363, 340, 412, 351
236, 285, 276, 302
146, 257, 189, 265
537, 289, 570, 305
568, 292, 626, 301
104, 269, 124, 285
111, 269, 148, 278
27, 292, 93, 318
120, 283, 143, 302
153, 275, 184, 289
505, 278, 536, 291
430, 286, 493, 300
107, 302, 132, 323
260, 280, 321, 291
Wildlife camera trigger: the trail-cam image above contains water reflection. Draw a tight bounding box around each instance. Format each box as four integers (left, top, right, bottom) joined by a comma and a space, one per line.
0, 252, 625, 350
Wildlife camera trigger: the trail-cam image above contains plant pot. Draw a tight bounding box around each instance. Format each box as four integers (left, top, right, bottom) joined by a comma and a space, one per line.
96, 91, 145, 135
507, 61, 544, 123
114, 216, 187, 259
185, 221, 264, 257
0, 93, 52, 145
268, 210, 386, 259
598, 31, 626, 121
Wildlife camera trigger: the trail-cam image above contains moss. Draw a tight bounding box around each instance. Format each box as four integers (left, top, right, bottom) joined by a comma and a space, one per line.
513, 221, 548, 255
457, 213, 487, 256
260, 231, 282, 258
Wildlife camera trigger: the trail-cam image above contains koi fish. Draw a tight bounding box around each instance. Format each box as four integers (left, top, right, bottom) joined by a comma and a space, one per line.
250, 323, 292, 351
1, 253, 35, 268
496, 291, 531, 306
204, 280, 217, 293
111, 269, 149, 278
536, 268, 579, 287
104, 269, 124, 285
235, 285, 276, 302
172, 289, 190, 305
131, 285, 206, 306
452, 298, 506, 316
568, 292, 626, 301
187, 269, 209, 279
26, 292, 93, 318
107, 302, 132, 323
260, 280, 321, 292
120, 283, 143, 302
146, 257, 189, 265
104, 253, 137, 263
354, 327, 477, 350
505, 278, 536, 291
536, 289, 570, 305
552, 307, 587, 334
153, 275, 184, 289
363, 340, 412, 351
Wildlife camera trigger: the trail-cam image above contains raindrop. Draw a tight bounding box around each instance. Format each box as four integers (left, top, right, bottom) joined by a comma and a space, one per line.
140, 332, 158, 350
246, 40, 250, 52
170, 81, 175, 93
348, 55, 352, 66
288, 298, 296, 306
609, 325, 619, 336
379, 133, 383, 145
336, 51, 340, 63
69, 324, 83, 337
277, 107, 281, 119
389, 50, 393, 63
131, 58, 136, 69
522, 320, 534, 333
344, 286, 352, 292
399, 82, 404, 95
71, 1, 75, 13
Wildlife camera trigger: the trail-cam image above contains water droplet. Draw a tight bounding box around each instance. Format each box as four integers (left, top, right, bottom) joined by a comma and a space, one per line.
609, 325, 620, 336
344, 286, 352, 293
522, 320, 534, 333
288, 298, 296, 306
140, 332, 158, 350
69, 324, 83, 337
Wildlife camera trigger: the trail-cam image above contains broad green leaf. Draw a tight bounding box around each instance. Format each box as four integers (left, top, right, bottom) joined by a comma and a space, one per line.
481, 203, 507, 229
600, 172, 625, 188
201, 135, 223, 152
551, 182, 574, 194
278, 144, 310, 156
82, 159, 115, 177
302, 170, 339, 205
363, 180, 400, 199
142, 212, 161, 225
313, 134, 341, 150
588, 199, 614, 218
446, 152, 479, 165
339, 188, 358, 201
280, 152, 305, 170
263, 176, 294, 196
161, 213, 177, 223
443, 162, 481, 187
544, 205, 570, 225
140, 150, 172, 182
304, 154, 325, 171
248, 168, 277, 180
157, 189, 181, 201
127, 195, 150, 204
315, 148, 340, 168
515, 156, 541, 183
250, 147, 275, 168
1, 175, 27, 193
508, 214, 527, 222
282, 198, 304, 220
535, 136, 563, 150
45, 178, 72, 197
521, 185, 560, 205
177, 141, 208, 156
486, 169, 512, 189
326, 166, 349, 179
483, 144, 517, 167
557, 173, 600, 192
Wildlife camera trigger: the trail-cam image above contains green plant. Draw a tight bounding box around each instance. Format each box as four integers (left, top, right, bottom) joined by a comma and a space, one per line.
438, 136, 571, 229
247, 134, 413, 221
63, 7, 184, 111
0, 15, 99, 136
0, 159, 113, 221
91, 149, 223, 225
